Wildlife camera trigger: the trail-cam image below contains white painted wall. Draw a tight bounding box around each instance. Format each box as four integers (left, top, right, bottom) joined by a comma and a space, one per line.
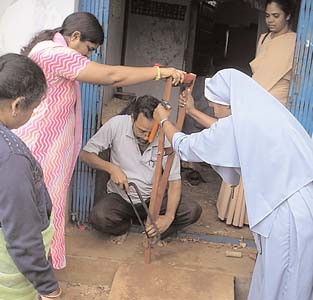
0, 0, 76, 55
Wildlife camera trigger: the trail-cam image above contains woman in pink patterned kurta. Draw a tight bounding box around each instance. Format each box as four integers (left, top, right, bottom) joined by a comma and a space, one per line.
16, 12, 185, 269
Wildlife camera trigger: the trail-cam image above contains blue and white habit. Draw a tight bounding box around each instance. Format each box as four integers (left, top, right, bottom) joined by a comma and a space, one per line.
172, 69, 313, 300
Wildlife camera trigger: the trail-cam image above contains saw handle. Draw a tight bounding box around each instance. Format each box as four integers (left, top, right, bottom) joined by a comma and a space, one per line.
148, 122, 159, 144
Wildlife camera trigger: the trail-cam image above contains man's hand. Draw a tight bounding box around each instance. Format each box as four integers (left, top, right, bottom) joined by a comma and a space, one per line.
110, 164, 129, 192
146, 215, 174, 237
153, 104, 171, 124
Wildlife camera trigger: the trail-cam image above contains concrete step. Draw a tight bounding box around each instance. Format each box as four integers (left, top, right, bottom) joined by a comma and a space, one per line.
108, 263, 234, 300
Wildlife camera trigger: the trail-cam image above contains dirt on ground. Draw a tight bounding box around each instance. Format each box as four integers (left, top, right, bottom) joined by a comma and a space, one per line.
57, 162, 254, 299
59, 281, 110, 300
180, 162, 252, 240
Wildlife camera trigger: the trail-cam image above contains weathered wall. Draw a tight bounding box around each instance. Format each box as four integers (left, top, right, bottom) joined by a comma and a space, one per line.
102, 0, 126, 105
0, 0, 76, 55
123, 0, 191, 102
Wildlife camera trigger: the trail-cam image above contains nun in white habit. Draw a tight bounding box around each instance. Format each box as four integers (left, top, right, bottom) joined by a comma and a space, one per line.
153, 68, 313, 300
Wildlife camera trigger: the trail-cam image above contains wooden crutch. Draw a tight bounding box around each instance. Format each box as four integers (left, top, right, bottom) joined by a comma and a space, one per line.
144, 73, 197, 264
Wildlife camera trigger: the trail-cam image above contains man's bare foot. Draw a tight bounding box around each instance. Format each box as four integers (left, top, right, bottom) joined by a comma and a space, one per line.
110, 232, 128, 245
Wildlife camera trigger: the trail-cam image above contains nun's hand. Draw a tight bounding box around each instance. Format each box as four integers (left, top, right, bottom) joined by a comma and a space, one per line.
153, 104, 171, 124
179, 88, 195, 114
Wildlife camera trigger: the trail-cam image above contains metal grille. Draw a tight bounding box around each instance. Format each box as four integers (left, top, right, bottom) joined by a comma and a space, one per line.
288, 0, 313, 136
70, 0, 109, 223
131, 0, 187, 20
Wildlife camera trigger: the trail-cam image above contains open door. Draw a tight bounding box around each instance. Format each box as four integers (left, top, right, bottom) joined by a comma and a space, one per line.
288, 0, 313, 136
192, 0, 258, 76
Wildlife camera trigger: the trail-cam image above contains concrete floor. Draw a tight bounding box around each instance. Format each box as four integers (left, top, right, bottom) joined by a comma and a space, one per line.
55, 228, 255, 300
55, 164, 256, 300
108, 260, 235, 300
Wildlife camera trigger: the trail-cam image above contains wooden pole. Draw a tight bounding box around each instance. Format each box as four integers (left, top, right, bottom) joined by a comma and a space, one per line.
144, 74, 196, 263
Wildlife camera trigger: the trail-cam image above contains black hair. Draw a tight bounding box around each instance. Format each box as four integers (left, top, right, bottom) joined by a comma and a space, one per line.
21, 12, 104, 56
265, 0, 296, 20
0, 53, 47, 108
120, 95, 160, 121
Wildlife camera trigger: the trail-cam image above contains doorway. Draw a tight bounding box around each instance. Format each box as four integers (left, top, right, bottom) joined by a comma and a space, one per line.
192, 0, 259, 77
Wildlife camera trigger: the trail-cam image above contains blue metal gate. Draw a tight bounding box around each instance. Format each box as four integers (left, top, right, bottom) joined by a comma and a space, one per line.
70, 0, 109, 223
289, 0, 313, 136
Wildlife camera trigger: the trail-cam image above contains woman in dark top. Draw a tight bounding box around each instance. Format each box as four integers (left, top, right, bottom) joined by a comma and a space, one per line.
0, 54, 61, 299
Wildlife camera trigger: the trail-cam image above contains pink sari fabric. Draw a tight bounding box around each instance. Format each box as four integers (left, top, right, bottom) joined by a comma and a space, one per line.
14, 33, 89, 269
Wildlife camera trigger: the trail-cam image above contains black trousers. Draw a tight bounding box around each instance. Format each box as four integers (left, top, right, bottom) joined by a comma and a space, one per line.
90, 192, 202, 238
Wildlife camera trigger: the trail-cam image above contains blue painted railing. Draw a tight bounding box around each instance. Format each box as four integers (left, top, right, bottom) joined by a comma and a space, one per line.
70, 0, 109, 223
288, 0, 313, 136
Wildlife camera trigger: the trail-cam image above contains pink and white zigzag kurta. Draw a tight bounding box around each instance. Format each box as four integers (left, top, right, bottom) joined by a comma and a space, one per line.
14, 33, 89, 269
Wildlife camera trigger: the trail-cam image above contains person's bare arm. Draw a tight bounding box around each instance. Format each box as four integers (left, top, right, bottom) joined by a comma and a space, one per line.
80, 150, 114, 172
80, 150, 129, 191
187, 107, 217, 128
146, 180, 181, 236
153, 104, 179, 143
164, 179, 181, 220
77, 62, 185, 86
179, 89, 217, 128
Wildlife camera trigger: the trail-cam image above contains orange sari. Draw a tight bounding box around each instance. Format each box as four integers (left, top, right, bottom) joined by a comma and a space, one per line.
250, 31, 296, 105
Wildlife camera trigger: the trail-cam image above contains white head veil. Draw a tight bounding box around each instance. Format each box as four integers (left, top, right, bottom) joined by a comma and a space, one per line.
204, 78, 229, 105
174, 68, 313, 231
